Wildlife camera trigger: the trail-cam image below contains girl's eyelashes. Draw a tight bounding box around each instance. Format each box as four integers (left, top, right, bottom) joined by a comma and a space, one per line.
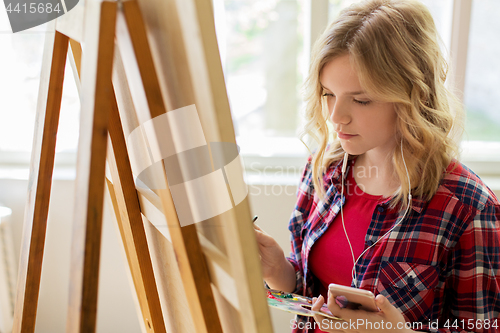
322, 91, 371, 105
354, 99, 371, 105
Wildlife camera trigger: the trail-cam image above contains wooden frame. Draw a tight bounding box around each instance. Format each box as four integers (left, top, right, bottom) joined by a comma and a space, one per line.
13, 0, 274, 332
13, 26, 69, 333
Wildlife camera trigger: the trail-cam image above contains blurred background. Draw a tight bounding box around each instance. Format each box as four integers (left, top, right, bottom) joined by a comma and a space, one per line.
0, 0, 499, 332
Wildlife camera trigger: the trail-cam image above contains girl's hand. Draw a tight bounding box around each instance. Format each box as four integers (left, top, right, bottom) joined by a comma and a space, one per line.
311, 292, 415, 333
253, 224, 286, 280
311, 295, 344, 332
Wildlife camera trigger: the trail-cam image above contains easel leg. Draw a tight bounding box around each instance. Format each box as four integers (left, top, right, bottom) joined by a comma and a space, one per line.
105, 86, 167, 333
68, 39, 83, 93
117, 1, 223, 332
12, 30, 69, 333
68, 32, 167, 333
66, 3, 168, 332
65, 2, 117, 333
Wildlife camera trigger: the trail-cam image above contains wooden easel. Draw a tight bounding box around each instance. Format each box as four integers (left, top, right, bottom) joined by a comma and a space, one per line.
13, 0, 274, 332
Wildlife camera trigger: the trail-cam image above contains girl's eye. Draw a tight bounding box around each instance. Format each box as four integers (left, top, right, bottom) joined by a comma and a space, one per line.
322, 93, 334, 97
354, 99, 370, 105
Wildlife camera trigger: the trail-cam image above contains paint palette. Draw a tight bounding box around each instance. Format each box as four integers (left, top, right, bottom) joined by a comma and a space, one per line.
266, 289, 341, 320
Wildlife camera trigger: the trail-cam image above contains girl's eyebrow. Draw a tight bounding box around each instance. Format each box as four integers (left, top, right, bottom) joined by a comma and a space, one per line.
346, 91, 367, 96
320, 84, 367, 96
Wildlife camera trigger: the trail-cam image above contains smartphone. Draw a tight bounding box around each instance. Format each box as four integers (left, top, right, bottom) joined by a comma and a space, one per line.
328, 284, 379, 312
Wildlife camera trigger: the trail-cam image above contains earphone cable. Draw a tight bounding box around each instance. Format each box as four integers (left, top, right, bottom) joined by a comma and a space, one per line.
339, 140, 411, 288
340, 153, 356, 272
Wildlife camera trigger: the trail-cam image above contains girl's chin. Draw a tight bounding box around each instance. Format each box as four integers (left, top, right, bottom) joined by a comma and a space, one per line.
340, 142, 366, 156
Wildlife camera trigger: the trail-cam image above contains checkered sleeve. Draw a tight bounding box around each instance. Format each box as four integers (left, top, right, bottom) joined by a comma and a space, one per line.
438, 202, 500, 333
286, 251, 304, 295
286, 156, 314, 295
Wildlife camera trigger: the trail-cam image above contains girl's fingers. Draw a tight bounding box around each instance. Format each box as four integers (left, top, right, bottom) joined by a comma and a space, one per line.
253, 223, 266, 233
254, 225, 276, 247
312, 297, 328, 332
326, 289, 344, 318
311, 294, 324, 311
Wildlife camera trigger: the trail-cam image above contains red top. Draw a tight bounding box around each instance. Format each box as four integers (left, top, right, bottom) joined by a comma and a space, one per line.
309, 167, 382, 332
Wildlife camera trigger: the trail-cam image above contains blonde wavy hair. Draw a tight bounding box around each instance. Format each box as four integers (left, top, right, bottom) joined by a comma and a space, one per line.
300, 0, 463, 209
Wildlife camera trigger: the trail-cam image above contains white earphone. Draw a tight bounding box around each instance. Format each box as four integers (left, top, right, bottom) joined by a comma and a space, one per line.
339, 140, 412, 288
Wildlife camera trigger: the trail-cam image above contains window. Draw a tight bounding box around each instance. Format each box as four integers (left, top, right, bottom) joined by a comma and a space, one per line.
463, 0, 500, 142
1, 0, 499, 183
0, 19, 44, 153
220, 0, 307, 139
0, 14, 79, 163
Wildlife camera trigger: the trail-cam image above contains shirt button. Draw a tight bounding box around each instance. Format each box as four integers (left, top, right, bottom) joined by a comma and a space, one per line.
407, 276, 415, 286
377, 206, 385, 213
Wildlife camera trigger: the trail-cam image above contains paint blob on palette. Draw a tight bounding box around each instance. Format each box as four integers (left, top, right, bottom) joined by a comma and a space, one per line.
266, 289, 341, 320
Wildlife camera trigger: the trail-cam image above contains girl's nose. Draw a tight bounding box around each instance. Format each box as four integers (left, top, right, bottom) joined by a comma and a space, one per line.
329, 98, 351, 126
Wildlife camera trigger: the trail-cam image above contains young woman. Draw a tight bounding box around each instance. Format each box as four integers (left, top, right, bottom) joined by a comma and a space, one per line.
254, 0, 500, 332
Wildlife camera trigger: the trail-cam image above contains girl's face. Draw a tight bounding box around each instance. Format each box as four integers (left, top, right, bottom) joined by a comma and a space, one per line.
320, 54, 398, 157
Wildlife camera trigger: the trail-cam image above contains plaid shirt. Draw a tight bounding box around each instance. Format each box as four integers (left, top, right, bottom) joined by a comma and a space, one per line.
287, 156, 500, 333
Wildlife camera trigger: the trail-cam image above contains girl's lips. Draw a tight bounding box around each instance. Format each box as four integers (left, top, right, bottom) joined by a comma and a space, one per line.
337, 132, 358, 140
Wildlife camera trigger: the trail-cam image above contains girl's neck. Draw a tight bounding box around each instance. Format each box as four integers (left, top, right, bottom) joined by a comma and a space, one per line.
353, 150, 400, 197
